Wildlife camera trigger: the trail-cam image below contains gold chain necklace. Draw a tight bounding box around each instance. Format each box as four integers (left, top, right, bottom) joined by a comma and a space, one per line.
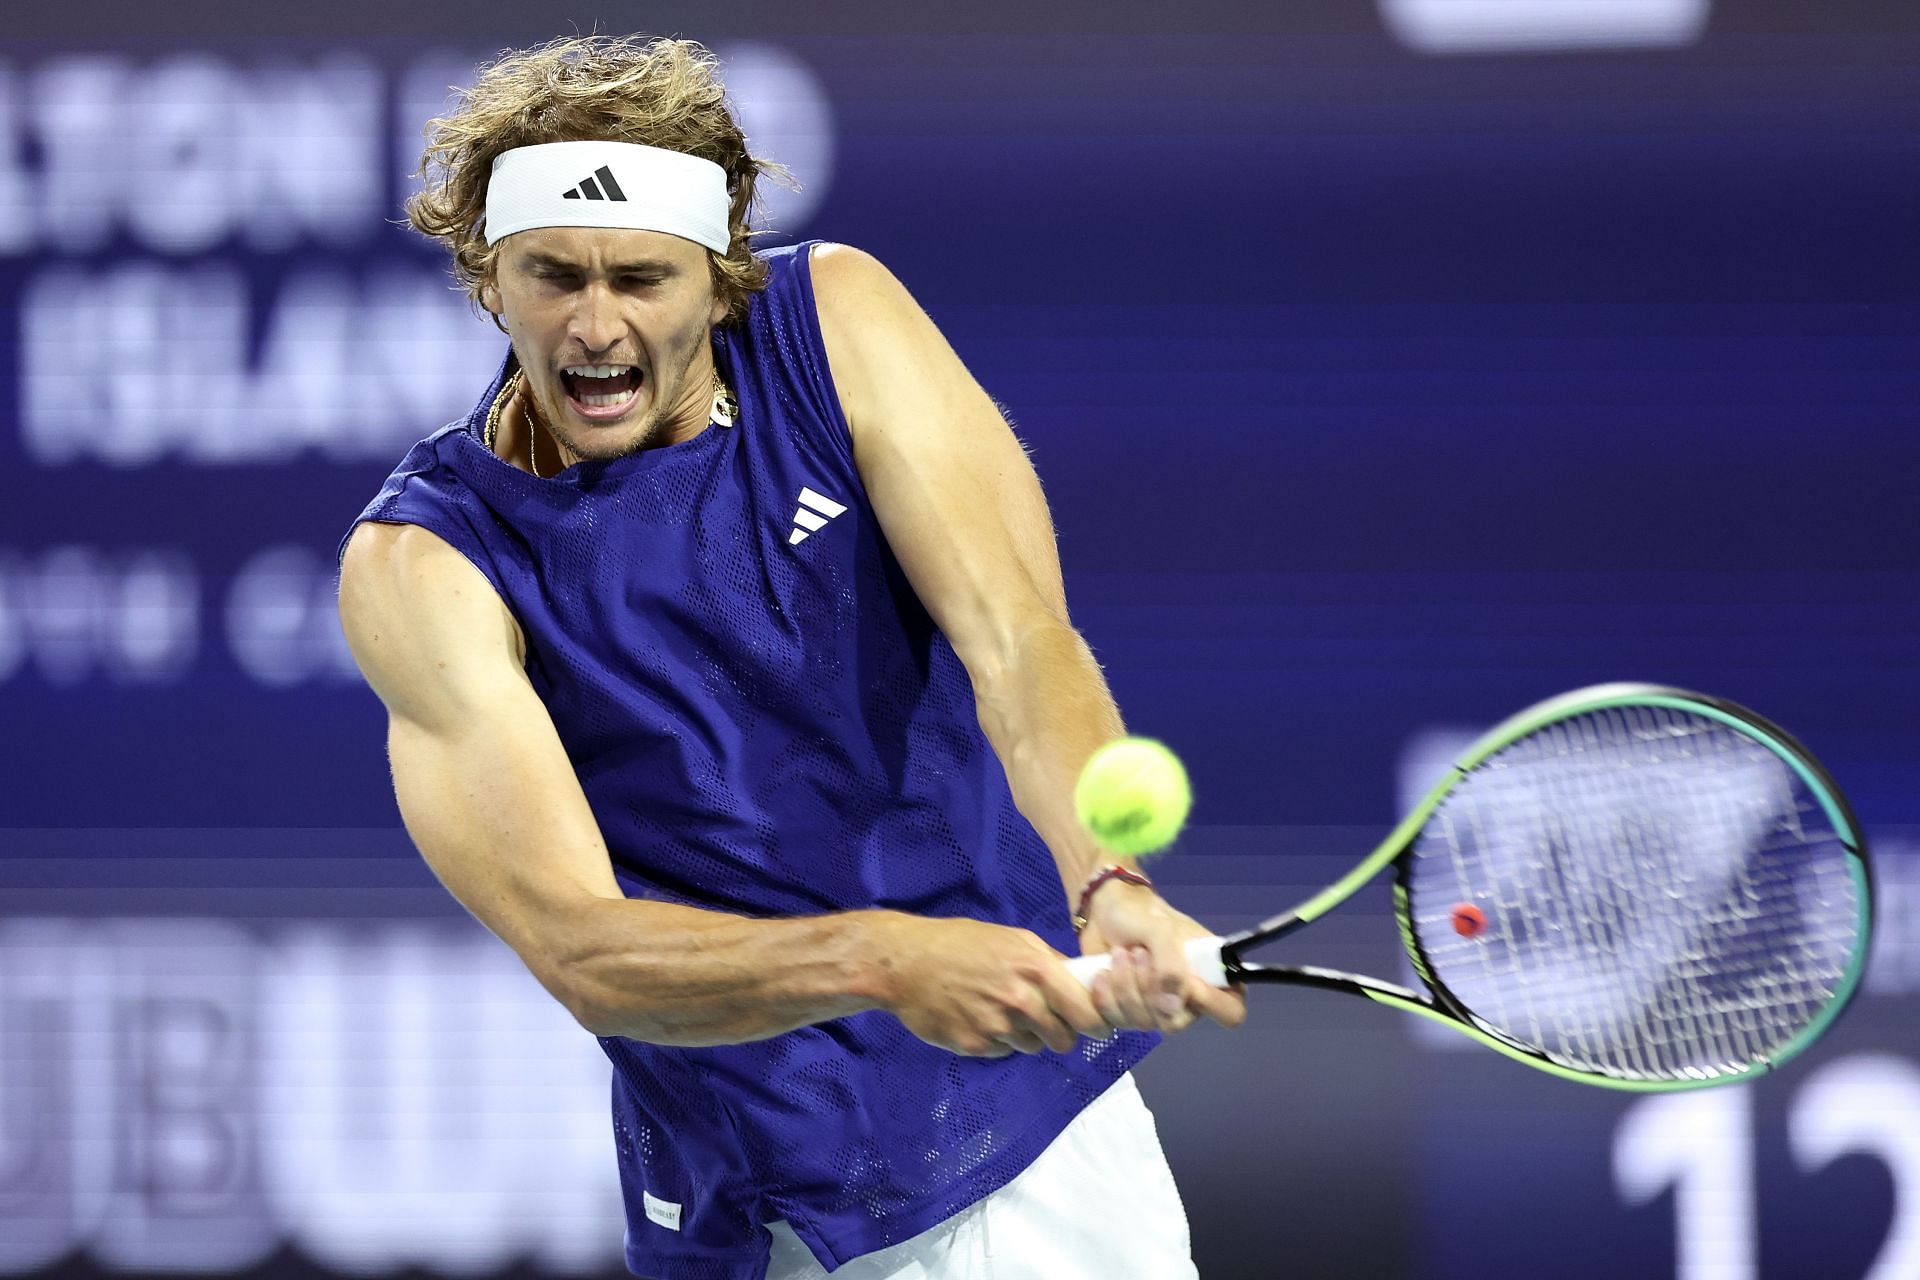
484, 367, 737, 477
482, 368, 518, 455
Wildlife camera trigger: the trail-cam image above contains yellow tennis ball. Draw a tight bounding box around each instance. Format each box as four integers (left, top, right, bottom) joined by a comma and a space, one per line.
1074, 737, 1192, 857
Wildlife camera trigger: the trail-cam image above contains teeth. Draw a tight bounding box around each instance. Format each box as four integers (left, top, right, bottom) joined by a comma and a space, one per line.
578, 392, 633, 408
563, 364, 634, 379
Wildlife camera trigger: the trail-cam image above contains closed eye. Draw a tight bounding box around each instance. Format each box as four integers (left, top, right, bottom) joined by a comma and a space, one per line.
528, 271, 666, 292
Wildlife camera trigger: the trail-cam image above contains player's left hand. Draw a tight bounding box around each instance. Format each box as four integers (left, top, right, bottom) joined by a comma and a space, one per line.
1079, 884, 1246, 1036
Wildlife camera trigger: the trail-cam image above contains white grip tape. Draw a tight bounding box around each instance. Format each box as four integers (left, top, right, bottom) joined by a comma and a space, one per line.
1065, 935, 1230, 989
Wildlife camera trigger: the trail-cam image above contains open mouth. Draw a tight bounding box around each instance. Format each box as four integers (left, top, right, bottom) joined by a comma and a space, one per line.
560, 364, 644, 417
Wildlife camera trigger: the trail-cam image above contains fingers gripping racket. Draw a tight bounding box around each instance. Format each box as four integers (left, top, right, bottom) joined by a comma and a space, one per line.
1068, 684, 1873, 1091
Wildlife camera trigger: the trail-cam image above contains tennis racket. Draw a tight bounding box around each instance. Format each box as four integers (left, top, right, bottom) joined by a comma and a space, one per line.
1067, 683, 1873, 1091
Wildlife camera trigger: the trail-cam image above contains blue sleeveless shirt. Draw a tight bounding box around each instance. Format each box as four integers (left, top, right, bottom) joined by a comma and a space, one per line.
344, 244, 1153, 1280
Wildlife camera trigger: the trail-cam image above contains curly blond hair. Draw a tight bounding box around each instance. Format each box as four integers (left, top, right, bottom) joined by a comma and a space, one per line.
406, 35, 779, 326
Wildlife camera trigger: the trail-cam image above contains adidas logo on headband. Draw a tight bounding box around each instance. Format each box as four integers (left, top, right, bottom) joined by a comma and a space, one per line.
484, 142, 731, 250
561, 165, 628, 202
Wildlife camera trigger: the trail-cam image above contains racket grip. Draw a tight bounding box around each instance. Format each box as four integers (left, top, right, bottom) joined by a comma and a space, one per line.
1066, 935, 1230, 989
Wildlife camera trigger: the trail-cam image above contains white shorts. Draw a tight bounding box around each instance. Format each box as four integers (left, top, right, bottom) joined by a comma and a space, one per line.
764, 1074, 1196, 1280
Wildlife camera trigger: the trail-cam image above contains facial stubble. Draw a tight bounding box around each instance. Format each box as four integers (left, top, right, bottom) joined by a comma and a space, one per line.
532, 322, 713, 464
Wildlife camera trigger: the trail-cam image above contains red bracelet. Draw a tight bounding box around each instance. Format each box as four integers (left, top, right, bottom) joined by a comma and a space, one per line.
1072, 863, 1154, 933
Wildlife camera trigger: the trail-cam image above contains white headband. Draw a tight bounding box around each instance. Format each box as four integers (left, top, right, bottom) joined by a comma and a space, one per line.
482, 141, 732, 251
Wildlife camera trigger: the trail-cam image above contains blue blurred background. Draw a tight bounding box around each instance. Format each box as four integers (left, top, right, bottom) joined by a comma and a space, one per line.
2, 1, 1915, 1276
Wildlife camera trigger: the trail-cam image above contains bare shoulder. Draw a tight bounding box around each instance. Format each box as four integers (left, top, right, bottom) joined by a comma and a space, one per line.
337, 521, 524, 722
806, 242, 956, 436
338, 521, 507, 642
810, 242, 931, 339
807, 240, 894, 295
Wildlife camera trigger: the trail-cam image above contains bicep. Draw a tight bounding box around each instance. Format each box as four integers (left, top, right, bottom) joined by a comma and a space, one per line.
812, 244, 1071, 677
338, 524, 623, 996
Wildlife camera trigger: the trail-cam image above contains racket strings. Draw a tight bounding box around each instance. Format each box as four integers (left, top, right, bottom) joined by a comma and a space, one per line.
1557, 738, 1843, 1077
1406, 703, 1861, 1083
1588, 718, 1841, 1073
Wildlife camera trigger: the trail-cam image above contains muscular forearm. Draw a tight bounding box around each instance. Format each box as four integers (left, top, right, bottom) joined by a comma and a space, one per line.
969, 619, 1134, 899
556, 898, 904, 1045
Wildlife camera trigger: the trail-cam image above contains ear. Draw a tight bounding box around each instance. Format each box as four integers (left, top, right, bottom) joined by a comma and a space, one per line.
708, 290, 728, 326
480, 275, 503, 319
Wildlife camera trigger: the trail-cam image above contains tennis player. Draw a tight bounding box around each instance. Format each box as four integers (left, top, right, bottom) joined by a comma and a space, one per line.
337, 35, 1243, 1280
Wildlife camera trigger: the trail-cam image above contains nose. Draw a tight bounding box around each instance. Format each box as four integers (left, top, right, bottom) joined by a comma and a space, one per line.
568, 281, 626, 355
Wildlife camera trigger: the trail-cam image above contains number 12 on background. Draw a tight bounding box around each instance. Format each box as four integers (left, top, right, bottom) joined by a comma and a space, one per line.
1613, 1055, 1920, 1280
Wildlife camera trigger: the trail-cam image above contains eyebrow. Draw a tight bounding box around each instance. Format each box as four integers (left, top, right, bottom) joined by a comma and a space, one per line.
518, 253, 681, 276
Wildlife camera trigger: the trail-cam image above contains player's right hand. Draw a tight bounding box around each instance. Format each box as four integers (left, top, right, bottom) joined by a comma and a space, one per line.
865, 912, 1112, 1057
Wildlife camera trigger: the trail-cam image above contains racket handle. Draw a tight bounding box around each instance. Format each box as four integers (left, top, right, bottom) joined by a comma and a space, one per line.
1065, 935, 1230, 989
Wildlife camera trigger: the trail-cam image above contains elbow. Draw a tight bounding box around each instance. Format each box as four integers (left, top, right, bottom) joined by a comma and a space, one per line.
563, 967, 653, 1040
968, 612, 1073, 680
563, 987, 626, 1039
527, 900, 650, 1039
550, 957, 686, 1044
537, 949, 632, 1039
560, 985, 706, 1047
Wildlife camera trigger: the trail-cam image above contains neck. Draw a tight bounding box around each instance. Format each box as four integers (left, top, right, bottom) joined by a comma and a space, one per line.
524, 384, 571, 476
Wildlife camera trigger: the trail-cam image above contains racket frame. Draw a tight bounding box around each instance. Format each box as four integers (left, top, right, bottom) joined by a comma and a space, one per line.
1211, 683, 1873, 1091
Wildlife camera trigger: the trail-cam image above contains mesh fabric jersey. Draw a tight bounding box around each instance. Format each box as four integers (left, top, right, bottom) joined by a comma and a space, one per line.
342, 243, 1153, 1280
